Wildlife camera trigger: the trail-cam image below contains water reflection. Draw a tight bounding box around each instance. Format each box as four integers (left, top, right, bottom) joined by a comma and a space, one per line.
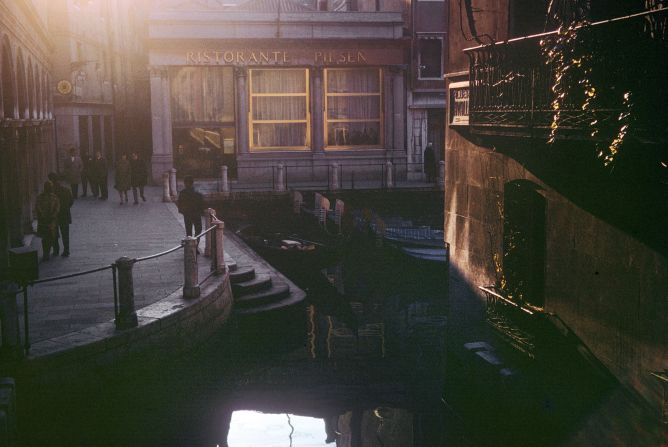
216, 230, 449, 447
226, 411, 327, 446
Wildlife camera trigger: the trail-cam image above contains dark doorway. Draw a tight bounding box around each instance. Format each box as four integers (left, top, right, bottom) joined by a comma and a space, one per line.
103, 116, 113, 163
92, 115, 101, 157
503, 180, 546, 308
78, 115, 89, 156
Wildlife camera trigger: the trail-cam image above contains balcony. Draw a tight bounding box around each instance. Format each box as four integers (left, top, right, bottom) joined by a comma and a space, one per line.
463, 8, 668, 140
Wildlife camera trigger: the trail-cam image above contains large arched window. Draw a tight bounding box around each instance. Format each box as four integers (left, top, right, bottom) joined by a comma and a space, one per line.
46, 73, 52, 119
1, 37, 15, 119
27, 60, 35, 119
16, 50, 28, 119
43, 71, 49, 120
35, 65, 42, 119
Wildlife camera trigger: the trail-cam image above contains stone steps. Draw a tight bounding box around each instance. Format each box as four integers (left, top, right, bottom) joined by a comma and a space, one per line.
227, 246, 307, 316
234, 280, 291, 310
231, 273, 272, 296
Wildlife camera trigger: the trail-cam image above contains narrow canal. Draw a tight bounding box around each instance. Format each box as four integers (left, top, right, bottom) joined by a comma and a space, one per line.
20, 192, 628, 446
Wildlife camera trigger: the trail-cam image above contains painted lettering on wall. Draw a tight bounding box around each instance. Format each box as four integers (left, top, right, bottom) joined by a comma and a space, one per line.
186, 51, 290, 65
185, 50, 368, 65
313, 51, 368, 64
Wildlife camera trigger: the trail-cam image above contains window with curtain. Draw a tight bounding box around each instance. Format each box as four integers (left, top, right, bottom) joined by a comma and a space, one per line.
325, 68, 382, 148
170, 67, 235, 124
249, 68, 310, 151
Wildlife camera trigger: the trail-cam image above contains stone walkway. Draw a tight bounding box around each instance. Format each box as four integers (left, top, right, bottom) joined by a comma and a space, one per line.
20, 180, 227, 344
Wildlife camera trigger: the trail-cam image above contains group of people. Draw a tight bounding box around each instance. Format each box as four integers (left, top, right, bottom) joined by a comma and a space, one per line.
113, 152, 148, 205
35, 174, 73, 261
63, 147, 109, 200
35, 148, 150, 261
60, 147, 149, 205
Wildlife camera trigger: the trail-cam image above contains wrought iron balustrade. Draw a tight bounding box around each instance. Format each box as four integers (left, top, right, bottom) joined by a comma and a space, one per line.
464, 8, 668, 136
479, 285, 539, 358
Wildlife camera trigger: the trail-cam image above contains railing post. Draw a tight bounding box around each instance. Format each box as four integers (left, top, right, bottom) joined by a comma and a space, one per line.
204, 208, 216, 257
329, 162, 340, 191
275, 163, 286, 192
0, 284, 23, 360
169, 168, 178, 200
162, 172, 171, 202
293, 191, 303, 214
115, 257, 138, 330
183, 237, 200, 299
385, 161, 394, 189
438, 160, 445, 190
213, 220, 225, 275
219, 165, 230, 194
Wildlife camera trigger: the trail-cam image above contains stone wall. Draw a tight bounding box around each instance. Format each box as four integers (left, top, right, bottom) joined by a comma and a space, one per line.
2, 274, 233, 395
444, 130, 668, 415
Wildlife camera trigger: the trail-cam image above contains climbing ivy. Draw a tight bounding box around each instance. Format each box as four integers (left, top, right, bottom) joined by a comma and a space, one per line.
539, 5, 667, 169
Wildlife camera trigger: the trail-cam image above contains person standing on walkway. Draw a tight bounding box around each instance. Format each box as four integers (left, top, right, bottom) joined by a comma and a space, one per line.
62, 147, 83, 199
48, 172, 73, 257
81, 153, 93, 198
92, 151, 108, 200
35, 181, 60, 261
423, 142, 436, 183
177, 175, 204, 238
114, 153, 132, 205
130, 152, 148, 204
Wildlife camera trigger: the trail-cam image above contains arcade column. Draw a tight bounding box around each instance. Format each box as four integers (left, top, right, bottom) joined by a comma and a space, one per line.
149, 66, 174, 184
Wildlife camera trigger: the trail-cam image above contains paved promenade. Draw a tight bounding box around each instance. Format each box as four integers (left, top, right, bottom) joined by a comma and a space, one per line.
22, 181, 219, 344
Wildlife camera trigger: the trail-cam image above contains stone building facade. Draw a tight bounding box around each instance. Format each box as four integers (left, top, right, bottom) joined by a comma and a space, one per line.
49, 0, 151, 168
0, 0, 56, 267
147, 0, 410, 188
444, 0, 668, 419
406, 0, 446, 181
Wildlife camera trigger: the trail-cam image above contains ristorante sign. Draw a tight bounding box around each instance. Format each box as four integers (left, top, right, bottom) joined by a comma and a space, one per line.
178, 48, 404, 66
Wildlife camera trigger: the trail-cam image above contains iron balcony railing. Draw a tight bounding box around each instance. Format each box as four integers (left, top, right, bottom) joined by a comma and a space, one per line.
463, 8, 668, 136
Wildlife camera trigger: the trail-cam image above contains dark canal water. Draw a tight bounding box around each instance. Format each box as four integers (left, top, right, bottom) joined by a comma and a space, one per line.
20, 193, 652, 446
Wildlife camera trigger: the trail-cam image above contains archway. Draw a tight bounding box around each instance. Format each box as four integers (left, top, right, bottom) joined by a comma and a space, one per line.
1, 37, 14, 119
27, 60, 35, 119
16, 50, 27, 119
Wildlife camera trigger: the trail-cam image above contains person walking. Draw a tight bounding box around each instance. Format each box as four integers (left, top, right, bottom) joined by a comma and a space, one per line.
92, 151, 108, 200
35, 181, 60, 262
114, 153, 132, 205
177, 175, 204, 238
130, 152, 148, 204
62, 147, 83, 199
48, 172, 74, 257
423, 142, 436, 183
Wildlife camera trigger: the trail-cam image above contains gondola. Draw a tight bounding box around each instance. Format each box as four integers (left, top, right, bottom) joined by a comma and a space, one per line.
235, 224, 337, 273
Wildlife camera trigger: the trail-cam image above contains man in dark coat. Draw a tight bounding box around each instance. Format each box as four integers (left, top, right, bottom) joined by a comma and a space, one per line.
63, 147, 83, 199
177, 175, 204, 238
35, 181, 60, 261
48, 172, 74, 257
92, 151, 108, 200
130, 152, 148, 204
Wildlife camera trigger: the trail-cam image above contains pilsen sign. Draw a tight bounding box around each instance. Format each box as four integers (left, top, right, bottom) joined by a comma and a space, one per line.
182, 48, 404, 66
